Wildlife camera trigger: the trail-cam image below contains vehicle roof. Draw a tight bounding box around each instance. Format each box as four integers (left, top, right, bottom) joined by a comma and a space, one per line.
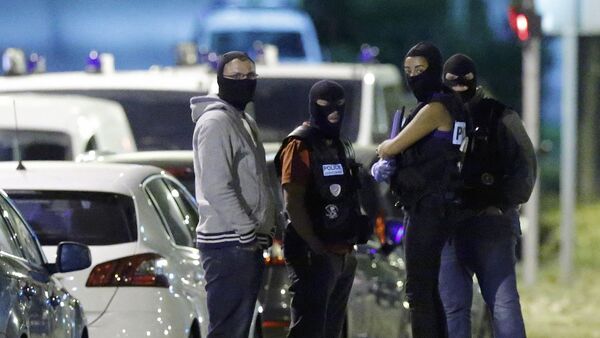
0, 66, 213, 93
0, 93, 127, 132
91, 150, 194, 167
255, 62, 401, 85
0, 161, 163, 195
0, 62, 401, 93
88, 149, 277, 165
203, 7, 314, 31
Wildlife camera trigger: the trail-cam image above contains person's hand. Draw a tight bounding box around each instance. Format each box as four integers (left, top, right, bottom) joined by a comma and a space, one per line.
478, 206, 503, 216
238, 241, 260, 252
370, 159, 397, 182
376, 139, 394, 159
308, 240, 327, 256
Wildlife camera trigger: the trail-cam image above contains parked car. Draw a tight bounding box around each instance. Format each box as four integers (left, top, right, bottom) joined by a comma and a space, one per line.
83, 150, 414, 338
0, 93, 136, 161
83, 150, 288, 338
0, 187, 90, 338
0, 161, 211, 338
0, 67, 213, 150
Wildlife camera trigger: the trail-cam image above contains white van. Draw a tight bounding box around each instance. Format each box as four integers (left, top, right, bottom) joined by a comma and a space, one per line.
0, 93, 136, 161
196, 7, 323, 63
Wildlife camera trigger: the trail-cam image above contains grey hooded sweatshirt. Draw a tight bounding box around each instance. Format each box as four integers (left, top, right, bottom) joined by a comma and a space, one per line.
190, 95, 275, 249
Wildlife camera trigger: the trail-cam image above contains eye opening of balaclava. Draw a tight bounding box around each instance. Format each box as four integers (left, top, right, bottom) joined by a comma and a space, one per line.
309, 80, 345, 139
443, 53, 477, 103
217, 51, 257, 111
405, 42, 443, 102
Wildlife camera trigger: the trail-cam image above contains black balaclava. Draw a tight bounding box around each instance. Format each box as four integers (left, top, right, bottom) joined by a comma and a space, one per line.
217, 51, 257, 111
309, 80, 345, 139
443, 53, 477, 103
405, 42, 443, 102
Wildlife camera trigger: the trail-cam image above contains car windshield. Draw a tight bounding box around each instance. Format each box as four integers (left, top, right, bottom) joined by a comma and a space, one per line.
25, 90, 203, 151
20, 80, 361, 149
212, 31, 305, 58
0, 129, 72, 161
8, 190, 137, 246
249, 78, 362, 143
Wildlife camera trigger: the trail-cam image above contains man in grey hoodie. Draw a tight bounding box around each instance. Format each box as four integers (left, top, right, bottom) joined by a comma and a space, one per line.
190, 51, 276, 338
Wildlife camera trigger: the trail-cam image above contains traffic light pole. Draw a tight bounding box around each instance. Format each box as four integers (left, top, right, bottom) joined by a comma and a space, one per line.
560, 0, 579, 284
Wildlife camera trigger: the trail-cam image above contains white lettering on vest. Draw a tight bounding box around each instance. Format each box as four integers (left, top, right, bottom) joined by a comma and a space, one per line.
452, 121, 467, 145
322, 164, 344, 176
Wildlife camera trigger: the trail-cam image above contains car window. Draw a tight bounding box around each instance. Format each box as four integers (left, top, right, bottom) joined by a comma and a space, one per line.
145, 178, 194, 247
250, 78, 362, 143
163, 178, 198, 243
9, 191, 137, 246
0, 196, 44, 265
22, 89, 203, 151
212, 31, 305, 58
372, 84, 405, 144
0, 203, 23, 257
0, 129, 72, 161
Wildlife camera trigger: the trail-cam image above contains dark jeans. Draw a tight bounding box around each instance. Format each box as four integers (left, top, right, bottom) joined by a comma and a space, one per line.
404, 194, 451, 338
200, 245, 264, 338
285, 248, 357, 338
438, 209, 526, 338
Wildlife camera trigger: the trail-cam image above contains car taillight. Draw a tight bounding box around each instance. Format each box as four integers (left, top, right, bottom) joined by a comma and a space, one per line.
264, 239, 285, 266
375, 209, 387, 245
86, 253, 169, 288
262, 320, 290, 328
165, 166, 194, 179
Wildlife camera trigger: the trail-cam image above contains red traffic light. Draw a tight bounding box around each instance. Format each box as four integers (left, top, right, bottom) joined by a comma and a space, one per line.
508, 6, 541, 42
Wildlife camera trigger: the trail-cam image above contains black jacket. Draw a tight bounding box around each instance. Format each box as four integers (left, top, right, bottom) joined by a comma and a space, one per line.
461, 88, 537, 212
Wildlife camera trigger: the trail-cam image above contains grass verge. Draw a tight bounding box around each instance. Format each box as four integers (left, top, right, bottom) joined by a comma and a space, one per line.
520, 202, 600, 337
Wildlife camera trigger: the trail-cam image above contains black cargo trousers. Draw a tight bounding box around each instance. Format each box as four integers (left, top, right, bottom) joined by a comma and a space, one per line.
283, 228, 357, 338
403, 192, 454, 338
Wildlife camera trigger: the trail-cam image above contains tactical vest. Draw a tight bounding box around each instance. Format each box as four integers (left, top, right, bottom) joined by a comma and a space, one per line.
461, 98, 508, 210
390, 92, 469, 210
276, 125, 370, 244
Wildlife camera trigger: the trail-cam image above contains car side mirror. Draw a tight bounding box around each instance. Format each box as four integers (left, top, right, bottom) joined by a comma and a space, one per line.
56, 241, 91, 273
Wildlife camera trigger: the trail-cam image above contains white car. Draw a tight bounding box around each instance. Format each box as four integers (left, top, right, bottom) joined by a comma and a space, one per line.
0, 93, 136, 161
0, 161, 208, 338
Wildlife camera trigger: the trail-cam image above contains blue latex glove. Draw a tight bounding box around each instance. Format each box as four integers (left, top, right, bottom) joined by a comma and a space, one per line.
370, 159, 397, 182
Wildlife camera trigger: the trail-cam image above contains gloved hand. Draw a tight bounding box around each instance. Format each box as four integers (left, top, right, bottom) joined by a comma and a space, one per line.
370, 159, 397, 182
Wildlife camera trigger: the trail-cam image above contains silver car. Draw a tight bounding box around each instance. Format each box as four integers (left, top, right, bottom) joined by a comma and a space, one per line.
0, 188, 90, 338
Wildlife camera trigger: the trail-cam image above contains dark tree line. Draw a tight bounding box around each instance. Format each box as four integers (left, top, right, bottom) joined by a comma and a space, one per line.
302, 0, 522, 110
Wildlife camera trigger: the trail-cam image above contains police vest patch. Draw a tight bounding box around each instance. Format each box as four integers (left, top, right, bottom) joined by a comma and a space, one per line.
329, 184, 341, 197
452, 121, 467, 145
325, 204, 339, 219
322, 164, 344, 176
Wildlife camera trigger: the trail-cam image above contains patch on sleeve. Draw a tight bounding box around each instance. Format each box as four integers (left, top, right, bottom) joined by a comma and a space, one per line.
322, 164, 344, 176
452, 121, 467, 145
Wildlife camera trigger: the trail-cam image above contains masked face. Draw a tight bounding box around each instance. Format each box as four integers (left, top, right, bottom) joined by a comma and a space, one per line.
404, 42, 443, 102
443, 54, 477, 103
217, 54, 257, 111
309, 80, 345, 138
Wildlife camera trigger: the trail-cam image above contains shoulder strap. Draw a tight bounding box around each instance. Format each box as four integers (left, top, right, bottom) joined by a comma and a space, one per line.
274, 125, 319, 177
